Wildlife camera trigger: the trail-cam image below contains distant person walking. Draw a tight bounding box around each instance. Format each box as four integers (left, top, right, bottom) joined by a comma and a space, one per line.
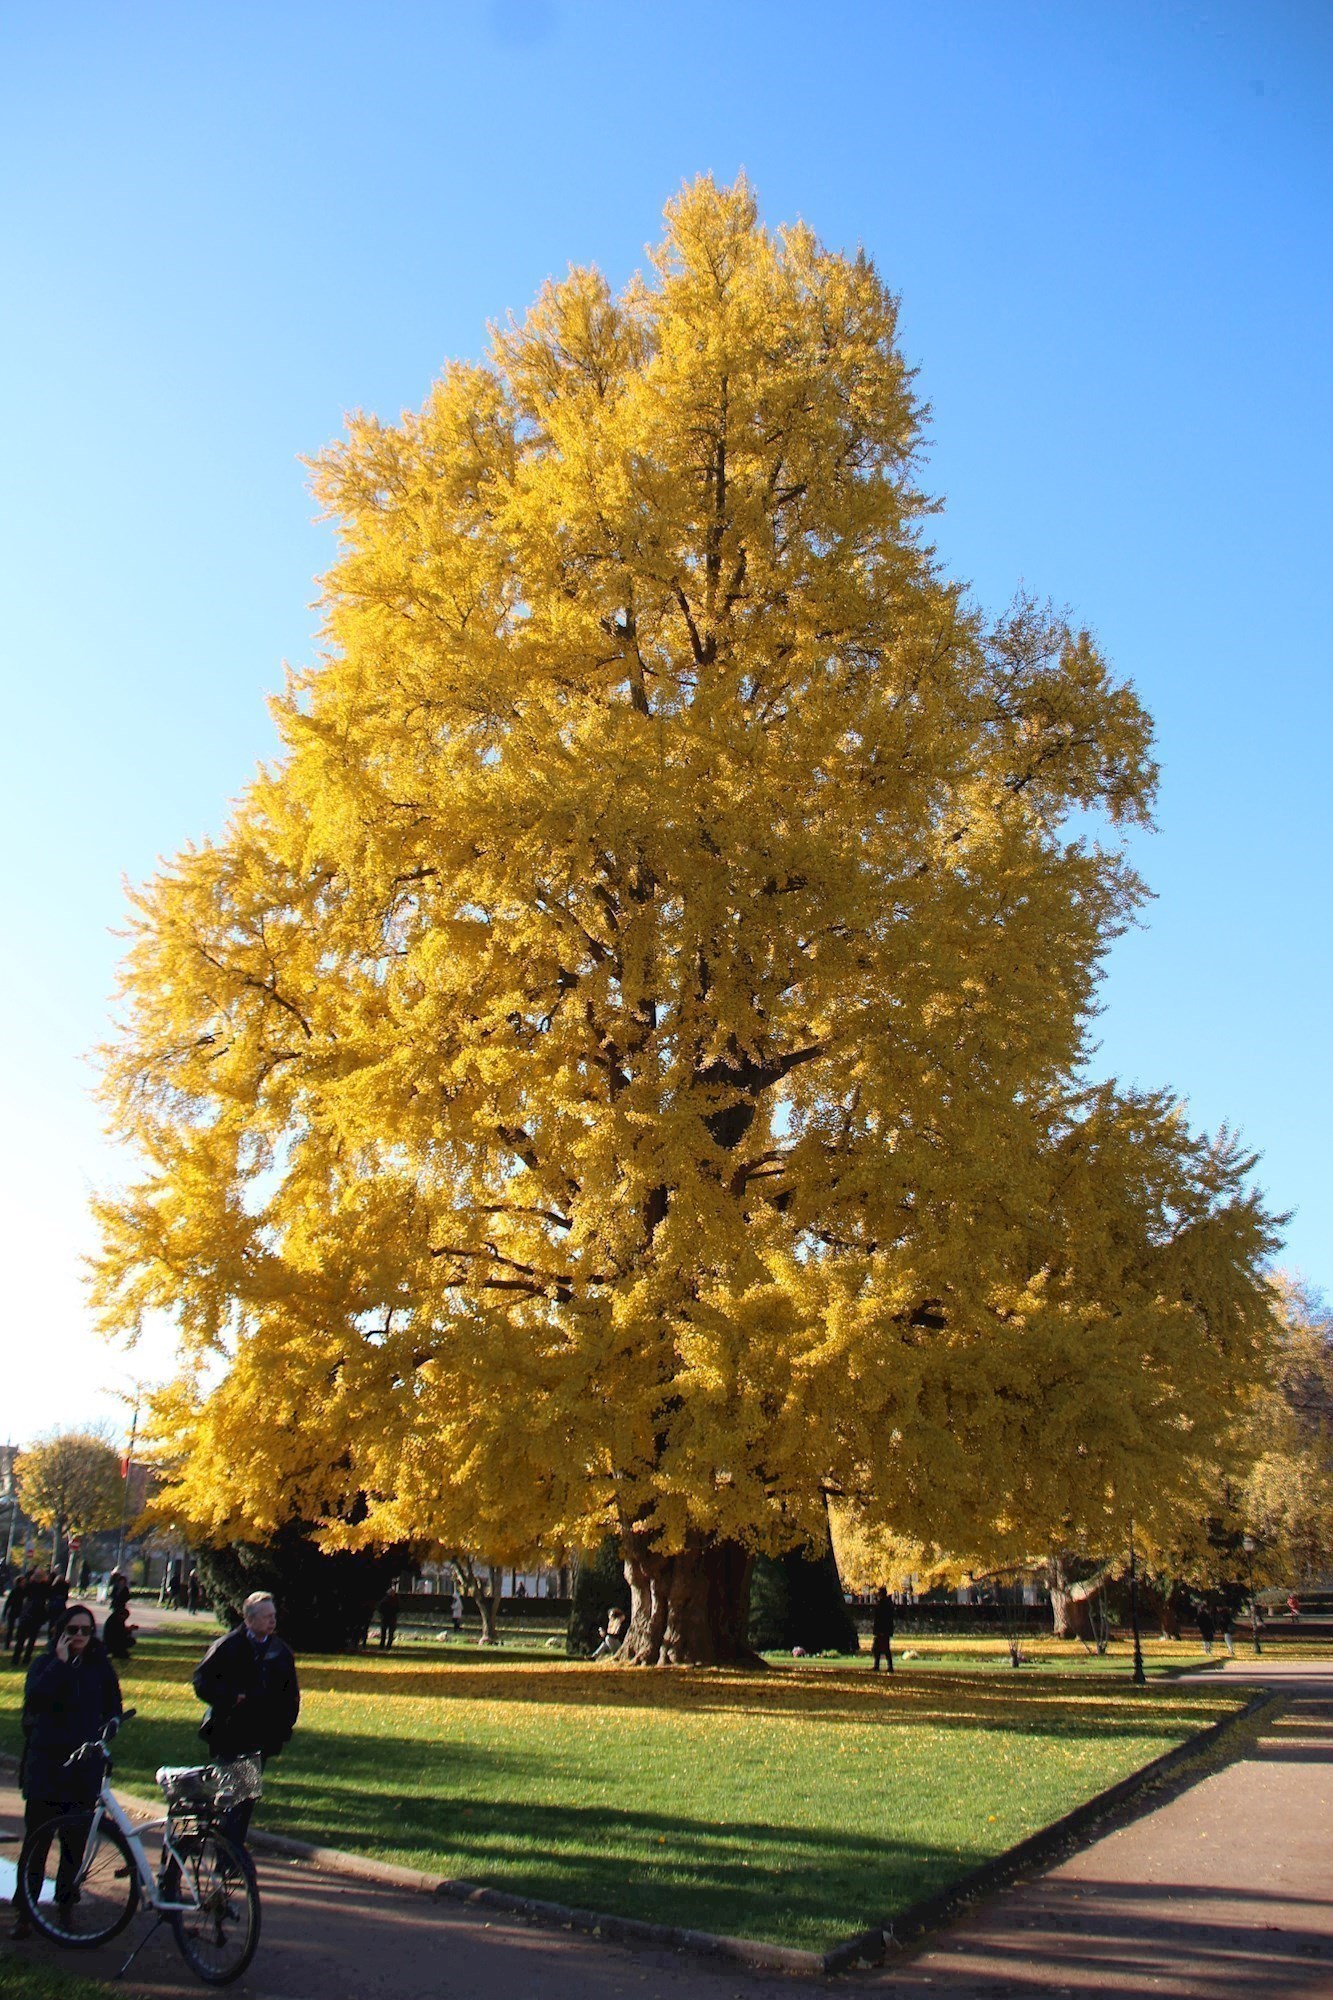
1196, 1602, 1215, 1655
1216, 1601, 1236, 1657
377, 1587, 399, 1649
871, 1586, 896, 1672
192, 1592, 300, 1844
3, 1572, 28, 1650
11, 1571, 51, 1669
46, 1574, 69, 1627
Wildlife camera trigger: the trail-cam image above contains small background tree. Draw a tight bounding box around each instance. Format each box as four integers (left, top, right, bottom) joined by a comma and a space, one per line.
16, 1431, 123, 1575
448, 1550, 506, 1645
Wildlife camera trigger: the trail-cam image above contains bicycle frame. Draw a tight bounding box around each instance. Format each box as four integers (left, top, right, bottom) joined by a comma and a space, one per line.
58, 1780, 217, 1918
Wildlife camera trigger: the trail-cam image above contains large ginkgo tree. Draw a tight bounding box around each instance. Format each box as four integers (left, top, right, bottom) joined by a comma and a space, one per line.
94, 179, 1277, 1661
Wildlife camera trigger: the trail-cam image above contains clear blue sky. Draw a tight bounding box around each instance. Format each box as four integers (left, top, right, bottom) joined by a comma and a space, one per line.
2, 1, 1329, 1443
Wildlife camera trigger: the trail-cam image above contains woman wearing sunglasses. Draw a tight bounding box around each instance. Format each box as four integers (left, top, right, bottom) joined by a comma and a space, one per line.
9, 1606, 122, 1941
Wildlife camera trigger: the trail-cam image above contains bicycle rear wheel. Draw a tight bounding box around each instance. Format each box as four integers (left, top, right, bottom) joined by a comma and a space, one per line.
166, 1827, 260, 1985
18, 1808, 140, 1946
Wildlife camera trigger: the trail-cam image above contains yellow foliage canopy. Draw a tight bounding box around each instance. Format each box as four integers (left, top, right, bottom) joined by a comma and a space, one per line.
94, 178, 1277, 1585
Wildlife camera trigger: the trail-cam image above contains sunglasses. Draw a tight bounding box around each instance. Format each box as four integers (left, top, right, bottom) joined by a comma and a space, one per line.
65, 1625, 94, 1638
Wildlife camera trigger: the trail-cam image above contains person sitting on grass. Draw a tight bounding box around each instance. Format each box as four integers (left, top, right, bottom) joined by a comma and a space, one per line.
103, 1595, 138, 1661
592, 1606, 628, 1659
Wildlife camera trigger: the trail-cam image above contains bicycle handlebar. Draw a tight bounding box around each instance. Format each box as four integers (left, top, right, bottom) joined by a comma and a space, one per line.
61, 1706, 136, 1770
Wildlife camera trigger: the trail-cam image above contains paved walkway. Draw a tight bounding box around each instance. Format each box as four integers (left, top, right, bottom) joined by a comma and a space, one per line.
1, 1659, 1329, 2000
872, 1659, 1333, 1997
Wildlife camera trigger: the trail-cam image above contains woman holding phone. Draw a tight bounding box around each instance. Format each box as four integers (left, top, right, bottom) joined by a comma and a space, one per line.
9, 1606, 122, 1940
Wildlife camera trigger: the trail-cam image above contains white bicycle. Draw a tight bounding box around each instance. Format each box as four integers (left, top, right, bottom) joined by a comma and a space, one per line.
17, 1710, 262, 1984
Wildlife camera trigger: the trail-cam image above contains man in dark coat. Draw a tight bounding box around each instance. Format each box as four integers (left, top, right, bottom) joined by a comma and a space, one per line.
11, 1606, 122, 1939
871, 1585, 896, 1673
192, 1592, 300, 1842
376, 1587, 399, 1649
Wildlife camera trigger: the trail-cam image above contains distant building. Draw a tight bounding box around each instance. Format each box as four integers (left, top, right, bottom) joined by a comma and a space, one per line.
121, 1458, 153, 1519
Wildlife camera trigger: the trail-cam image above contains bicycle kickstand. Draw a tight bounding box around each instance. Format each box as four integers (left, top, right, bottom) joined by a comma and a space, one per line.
115, 1908, 169, 1980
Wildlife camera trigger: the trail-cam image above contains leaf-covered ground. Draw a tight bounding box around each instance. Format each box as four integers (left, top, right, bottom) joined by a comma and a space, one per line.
0, 1631, 1250, 1950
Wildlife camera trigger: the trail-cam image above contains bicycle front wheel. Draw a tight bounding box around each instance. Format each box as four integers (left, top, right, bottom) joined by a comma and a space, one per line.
166, 1828, 260, 1985
18, 1807, 140, 1946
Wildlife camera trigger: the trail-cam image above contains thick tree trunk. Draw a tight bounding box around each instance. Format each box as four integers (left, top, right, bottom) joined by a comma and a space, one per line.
620, 1534, 759, 1665
1047, 1556, 1093, 1641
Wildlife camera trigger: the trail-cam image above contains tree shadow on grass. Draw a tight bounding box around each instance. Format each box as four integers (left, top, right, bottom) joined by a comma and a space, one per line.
268, 1743, 995, 1949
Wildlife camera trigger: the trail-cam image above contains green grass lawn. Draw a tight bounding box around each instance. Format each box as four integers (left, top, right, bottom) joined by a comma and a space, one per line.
0, 1631, 1250, 1950
0, 1955, 150, 2000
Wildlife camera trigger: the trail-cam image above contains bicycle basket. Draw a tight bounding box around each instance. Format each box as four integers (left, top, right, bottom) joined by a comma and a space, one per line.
157, 1755, 264, 1809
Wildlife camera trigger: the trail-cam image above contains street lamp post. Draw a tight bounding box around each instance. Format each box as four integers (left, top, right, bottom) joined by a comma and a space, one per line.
113, 1391, 142, 1576
1242, 1535, 1262, 1657
1128, 1519, 1146, 1686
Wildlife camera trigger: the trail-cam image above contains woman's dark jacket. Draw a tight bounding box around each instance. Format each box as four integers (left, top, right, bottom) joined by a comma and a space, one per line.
193, 1626, 300, 1761
21, 1643, 123, 1802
